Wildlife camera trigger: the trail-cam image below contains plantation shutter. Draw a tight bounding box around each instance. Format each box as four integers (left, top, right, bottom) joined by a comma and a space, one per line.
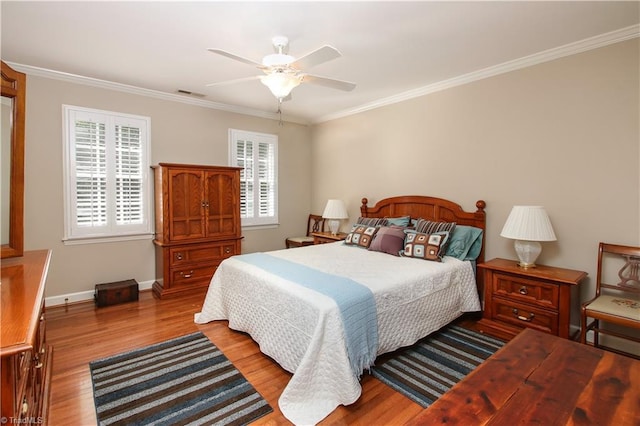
229, 129, 278, 227
64, 105, 152, 242
115, 122, 144, 225
74, 118, 108, 228
236, 139, 254, 219
257, 141, 275, 218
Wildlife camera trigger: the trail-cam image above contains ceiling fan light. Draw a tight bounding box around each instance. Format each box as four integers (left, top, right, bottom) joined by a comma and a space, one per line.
260, 73, 301, 99
262, 53, 295, 67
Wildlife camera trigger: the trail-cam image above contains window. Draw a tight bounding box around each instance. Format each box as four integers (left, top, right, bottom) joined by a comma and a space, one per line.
229, 129, 278, 227
63, 105, 152, 243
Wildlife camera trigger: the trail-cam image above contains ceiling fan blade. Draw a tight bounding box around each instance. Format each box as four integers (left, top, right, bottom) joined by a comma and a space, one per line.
205, 75, 261, 87
302, 74, 356, 91
207, 48, 262, 67
291, 45, 341, 70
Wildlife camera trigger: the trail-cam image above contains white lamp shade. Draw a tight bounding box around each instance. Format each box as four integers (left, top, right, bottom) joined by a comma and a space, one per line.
500, 206, 557, 241
260, 72, 301, 99
322, 199, 348, 219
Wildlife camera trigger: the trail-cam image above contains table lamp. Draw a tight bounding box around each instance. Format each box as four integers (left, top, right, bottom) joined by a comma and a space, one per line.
322, 199, 348, 235
500, 206, 557, 268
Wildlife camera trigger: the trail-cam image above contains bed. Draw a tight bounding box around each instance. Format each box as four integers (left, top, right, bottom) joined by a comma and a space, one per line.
195, 195, 487, 425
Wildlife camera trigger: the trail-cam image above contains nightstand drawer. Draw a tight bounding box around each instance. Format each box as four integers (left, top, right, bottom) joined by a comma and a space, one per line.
492, 297, 558, 335
492, 272, 559, 309
312, 232, 348, 245
478, 258, 586, 340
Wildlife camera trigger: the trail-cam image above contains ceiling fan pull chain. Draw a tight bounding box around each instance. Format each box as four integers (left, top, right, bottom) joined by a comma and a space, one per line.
277, 98, 284, 126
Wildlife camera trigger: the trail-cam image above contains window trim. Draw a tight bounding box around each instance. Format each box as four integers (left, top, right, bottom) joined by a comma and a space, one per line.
62, 105, 153, 243
228, 129, 278, 228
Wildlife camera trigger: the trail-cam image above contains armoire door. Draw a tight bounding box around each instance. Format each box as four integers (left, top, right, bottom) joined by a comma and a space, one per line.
168, 169, 206, 241
204, 170, 240, 238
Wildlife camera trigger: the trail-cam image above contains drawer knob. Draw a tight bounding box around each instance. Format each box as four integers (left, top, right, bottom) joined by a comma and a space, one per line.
176, 253, 183, 260
33, 353, 43, 369
512, 308, 534, 322
225, 247, 231, 254
180, 270, 194, 279
518, 286, 528, 295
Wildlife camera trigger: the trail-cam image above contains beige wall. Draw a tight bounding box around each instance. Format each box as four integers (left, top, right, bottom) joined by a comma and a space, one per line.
311, 39, 640, 327
23, 77, 311, 298
19, 37, 640, 323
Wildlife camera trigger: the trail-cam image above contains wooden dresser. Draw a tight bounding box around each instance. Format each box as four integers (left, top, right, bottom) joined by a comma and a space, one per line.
1, 250, 53, 424
478, 258, 587, 339
152, 164, 242, 298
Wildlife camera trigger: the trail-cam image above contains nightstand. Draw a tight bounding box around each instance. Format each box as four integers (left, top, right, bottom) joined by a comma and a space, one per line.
312, 231, 348, 245
477, 258, 587, 340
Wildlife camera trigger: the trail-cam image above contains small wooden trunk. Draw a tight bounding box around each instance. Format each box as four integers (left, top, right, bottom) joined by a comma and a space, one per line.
94, 279, 139, 307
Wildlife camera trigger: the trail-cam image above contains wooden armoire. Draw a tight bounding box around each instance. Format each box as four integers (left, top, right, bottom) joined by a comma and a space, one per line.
152, 163, 242, 298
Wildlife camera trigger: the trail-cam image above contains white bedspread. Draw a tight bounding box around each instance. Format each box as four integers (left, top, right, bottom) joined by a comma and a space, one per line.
194, 242, 480, 425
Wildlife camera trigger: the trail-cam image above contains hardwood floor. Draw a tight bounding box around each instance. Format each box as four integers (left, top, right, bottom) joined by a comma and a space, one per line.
46, 290, 475, 425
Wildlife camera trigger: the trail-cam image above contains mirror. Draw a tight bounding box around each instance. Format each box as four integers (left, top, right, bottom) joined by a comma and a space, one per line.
1, 61, 25, 258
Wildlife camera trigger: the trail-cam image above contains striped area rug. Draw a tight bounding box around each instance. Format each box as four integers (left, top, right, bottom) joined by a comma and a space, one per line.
371, 324, 505, 408
89, 332, 272, 425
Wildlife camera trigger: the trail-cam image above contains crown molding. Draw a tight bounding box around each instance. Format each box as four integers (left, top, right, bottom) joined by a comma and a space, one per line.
314, 24, 640, 124
8, 23, 638, 127
6, 62, 310, 125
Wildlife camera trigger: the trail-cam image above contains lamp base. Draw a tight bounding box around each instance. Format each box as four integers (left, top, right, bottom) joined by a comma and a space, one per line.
328, 220, 340, 236
514, 240, 542, 268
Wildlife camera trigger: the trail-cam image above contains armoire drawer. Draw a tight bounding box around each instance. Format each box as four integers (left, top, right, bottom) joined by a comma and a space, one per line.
170, 263, 218, 287
170, 242, 236, 266
492, 272, 559, 309
492, 297, 558, 335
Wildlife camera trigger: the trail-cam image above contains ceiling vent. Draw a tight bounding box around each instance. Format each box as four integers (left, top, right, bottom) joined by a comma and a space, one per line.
176, 89, 206, 98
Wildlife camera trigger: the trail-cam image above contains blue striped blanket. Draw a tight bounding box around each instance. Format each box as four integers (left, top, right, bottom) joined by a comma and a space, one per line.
236, 252, 378, 377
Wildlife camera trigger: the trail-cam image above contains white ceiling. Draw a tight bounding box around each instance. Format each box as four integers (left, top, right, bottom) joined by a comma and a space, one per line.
2, 1, 638, 124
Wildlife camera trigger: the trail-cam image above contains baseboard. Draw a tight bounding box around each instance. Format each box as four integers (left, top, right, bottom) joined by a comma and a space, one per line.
45, 279, 155, 307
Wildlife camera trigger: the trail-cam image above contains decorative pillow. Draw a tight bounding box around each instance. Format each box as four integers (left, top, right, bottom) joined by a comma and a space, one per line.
414, 218, 456, 235
445, 225, 484, 261
368, 226, 406, 256
356, 217, 388, 227
401, 230, 450, 261
345, 224, 379, 248
384, 215, 411, 227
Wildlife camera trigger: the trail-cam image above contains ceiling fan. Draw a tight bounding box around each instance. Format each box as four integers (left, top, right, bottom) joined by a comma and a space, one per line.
206, 36, 356, 101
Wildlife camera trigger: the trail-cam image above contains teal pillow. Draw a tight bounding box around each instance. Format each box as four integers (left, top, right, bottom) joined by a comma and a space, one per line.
385, 215, 411, 227
445, 225, 483, 261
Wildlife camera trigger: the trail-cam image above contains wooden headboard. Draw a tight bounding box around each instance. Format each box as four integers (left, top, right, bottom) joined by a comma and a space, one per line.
360, 195, 487, 263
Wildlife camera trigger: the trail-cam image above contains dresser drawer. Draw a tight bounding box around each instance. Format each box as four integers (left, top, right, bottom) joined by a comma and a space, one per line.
170, 242, 237, 266
170, 263, 218, 287
492, 272, 559, 309
492, 297, 558, 335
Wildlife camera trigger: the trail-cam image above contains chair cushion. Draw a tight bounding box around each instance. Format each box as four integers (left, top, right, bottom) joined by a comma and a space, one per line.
585, 294, 640, 320
286, 236, 314, 244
